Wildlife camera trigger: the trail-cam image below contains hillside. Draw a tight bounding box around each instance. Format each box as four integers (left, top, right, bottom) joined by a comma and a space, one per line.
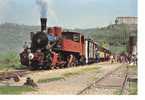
73, 24, 137, 53
0, 23, 137, 53
0, 23, 40, 53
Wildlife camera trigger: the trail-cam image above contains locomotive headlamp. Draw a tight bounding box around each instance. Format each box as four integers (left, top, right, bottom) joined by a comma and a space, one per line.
28, 53, 34, 60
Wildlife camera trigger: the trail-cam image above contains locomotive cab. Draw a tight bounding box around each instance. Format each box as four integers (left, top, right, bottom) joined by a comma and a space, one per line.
61, 31, 84, 54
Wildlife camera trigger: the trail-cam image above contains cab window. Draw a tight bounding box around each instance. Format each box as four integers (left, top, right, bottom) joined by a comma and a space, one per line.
73, 34, 80, 42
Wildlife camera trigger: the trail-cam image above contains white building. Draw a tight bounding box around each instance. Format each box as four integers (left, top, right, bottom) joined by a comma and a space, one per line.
115, 17, 137, 25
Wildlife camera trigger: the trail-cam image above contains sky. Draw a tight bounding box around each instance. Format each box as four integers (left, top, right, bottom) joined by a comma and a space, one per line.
0, 0, 137, 29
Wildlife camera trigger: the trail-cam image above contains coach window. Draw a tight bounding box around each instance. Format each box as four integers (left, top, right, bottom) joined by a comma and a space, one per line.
73, 34, 80, 42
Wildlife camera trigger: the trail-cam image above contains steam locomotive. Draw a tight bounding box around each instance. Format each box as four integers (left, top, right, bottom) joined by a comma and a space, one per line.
20, 18, 111, 70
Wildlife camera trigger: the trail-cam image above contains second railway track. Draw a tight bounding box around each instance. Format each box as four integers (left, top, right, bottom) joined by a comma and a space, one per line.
77, 64, 129, 95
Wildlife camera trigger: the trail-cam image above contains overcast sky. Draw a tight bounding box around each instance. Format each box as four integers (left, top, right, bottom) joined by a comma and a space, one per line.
0, 0, 137, 29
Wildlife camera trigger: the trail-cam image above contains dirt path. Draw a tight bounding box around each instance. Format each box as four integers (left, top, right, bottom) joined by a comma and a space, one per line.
23, 62, 124, 95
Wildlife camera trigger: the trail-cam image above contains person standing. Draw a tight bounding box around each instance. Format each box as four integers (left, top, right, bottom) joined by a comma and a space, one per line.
110, 55, 114, 64
47, 27, 57, 43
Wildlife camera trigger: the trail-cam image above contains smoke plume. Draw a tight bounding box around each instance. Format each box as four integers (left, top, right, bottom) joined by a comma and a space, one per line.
36, 0, 48, 18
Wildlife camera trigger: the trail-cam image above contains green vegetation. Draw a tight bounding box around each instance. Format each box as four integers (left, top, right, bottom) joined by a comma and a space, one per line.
0, 52, 22, 69
89, 24, 136, 53
62, 66, 100, 77
0, 23, 40, 52
38, 76, 65, 83
80, 67, 100, 72
128, 65, 137, 95
128, 82, 137, 95
86, 24, 137, 53
62, 72, 80, 77
0, 86, 36, 94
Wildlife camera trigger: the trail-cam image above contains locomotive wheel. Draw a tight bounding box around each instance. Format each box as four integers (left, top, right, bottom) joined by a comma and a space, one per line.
43, 65, 51, 70
42, 61, 52, 70
30, 61, 39, 70
79, 56, 86, 65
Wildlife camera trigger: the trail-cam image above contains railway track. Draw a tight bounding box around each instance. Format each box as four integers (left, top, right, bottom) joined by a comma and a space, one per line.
77, 64, 129, 95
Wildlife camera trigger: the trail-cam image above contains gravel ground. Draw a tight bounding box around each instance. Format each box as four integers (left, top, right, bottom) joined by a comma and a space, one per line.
22, 62, 123, 95
0, 62, 124, 94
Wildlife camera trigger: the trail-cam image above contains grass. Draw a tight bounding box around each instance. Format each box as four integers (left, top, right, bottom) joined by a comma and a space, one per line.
62, 66, 100, 78
37, 76, 65, 83
0, 52, 23, 70
127, 65, 137, 95
128, 82, 137, 95
80, 67, 100, 72
62, 72, 80, 77
0, 86, 36, 94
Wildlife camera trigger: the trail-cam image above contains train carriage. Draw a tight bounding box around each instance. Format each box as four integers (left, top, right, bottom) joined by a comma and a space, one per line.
85, 39, 97, 64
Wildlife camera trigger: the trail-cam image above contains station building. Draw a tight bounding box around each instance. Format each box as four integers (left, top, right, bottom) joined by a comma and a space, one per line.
115, 16, 137, 25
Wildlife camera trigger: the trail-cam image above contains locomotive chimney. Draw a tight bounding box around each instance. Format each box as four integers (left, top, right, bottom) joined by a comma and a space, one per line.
40, 18, 47, 32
